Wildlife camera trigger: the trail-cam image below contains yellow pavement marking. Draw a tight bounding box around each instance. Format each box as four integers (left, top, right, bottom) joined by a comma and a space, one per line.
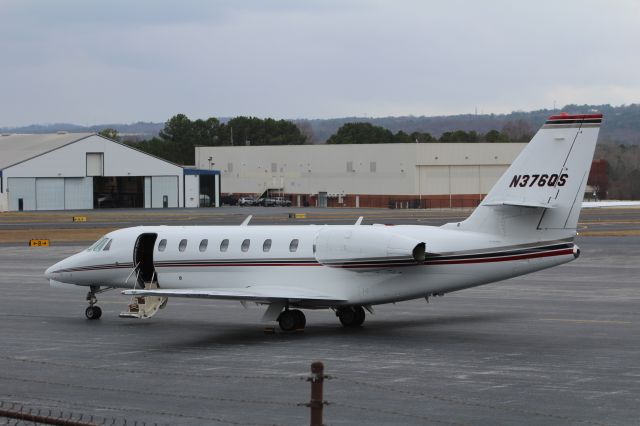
578, 230, 640, 237
540, 318, 631, 325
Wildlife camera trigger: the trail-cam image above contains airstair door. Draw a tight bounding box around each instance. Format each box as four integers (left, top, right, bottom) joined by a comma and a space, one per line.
133, 233, 158, 285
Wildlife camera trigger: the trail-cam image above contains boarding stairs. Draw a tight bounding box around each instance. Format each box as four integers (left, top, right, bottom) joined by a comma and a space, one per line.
119, 270, 167, 319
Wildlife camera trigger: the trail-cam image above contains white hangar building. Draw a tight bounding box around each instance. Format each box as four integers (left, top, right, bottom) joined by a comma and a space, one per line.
196, 143, 527, 208
0, 133, 220, 211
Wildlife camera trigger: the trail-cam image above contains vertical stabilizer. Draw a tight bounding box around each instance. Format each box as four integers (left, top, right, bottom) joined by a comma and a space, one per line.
450, 113, 602, 241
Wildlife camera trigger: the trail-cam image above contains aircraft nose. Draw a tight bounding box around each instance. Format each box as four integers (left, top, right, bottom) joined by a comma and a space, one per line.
44, 264, 56, 280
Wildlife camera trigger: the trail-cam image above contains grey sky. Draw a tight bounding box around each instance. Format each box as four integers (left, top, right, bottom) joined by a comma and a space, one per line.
1, 0, 638, 126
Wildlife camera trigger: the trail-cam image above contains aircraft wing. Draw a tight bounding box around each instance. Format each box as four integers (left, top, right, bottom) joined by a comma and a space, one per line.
122, 286, 347, 304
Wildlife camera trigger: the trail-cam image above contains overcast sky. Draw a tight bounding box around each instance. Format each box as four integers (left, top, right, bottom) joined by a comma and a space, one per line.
1, 0, 639, 126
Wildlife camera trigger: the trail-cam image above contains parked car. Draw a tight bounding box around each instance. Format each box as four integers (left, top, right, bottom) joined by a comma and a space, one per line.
238, 197, 257, 206
220, 195, 238, 206
257, 197, 277, 207
272, 197, 292, 207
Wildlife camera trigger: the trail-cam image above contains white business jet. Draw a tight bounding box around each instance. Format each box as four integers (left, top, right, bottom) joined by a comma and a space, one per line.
45, 113, 602, 331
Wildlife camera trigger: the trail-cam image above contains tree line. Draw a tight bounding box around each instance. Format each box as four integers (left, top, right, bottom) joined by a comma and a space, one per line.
102, 114, 526, 164
326, 122, 525, 144
102, 114, 306, 165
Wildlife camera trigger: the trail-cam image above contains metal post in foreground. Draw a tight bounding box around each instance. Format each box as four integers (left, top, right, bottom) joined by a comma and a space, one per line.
309, 361, 326, 426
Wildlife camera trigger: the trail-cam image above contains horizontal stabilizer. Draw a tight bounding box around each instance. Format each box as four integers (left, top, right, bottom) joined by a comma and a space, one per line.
123, 286, 346, 304
483, 200, 557, 209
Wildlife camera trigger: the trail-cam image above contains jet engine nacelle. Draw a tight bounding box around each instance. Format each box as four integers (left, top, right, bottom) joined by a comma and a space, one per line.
314, 226, 426, 271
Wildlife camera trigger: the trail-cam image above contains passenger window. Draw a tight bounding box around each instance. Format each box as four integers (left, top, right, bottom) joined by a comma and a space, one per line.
178, 239, 188, 252
263, 239, 272, 252
199, 239, 208, 252
103, 240, 112, 251
158, 239, 167, 252
241, 239, 250, 252
220, 239, 229, 252
289, 239, 299, 252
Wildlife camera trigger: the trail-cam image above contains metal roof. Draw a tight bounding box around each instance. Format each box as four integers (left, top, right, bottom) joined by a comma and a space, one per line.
0, 132, 94, 170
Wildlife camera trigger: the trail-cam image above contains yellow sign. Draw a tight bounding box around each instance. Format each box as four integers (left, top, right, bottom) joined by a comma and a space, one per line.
29, 239, 50, 247
294, 213, 307, 219
72, 216, 87, 222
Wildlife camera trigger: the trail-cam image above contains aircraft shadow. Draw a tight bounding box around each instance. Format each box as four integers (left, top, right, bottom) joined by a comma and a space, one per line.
148, 311, 522, 349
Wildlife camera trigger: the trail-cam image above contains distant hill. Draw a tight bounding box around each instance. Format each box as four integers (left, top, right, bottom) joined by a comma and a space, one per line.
2, 104, 638, 144
0, 122, 165, 140
301, 104, 640, 144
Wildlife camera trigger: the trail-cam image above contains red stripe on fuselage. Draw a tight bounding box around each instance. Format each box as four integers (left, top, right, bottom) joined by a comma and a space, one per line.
424, 248, 574, 265
62, 247, 575, 273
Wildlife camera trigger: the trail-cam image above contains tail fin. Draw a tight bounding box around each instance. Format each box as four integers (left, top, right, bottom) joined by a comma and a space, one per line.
452, 113, 602, 241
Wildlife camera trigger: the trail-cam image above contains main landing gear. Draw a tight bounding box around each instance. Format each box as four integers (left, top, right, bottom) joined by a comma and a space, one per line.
85, 285, 102, 320
277, 309, 306, 332
336, 306, 366, 327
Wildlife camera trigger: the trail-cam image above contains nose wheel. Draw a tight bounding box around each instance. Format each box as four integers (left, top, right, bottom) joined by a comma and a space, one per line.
85, 305, 102, 320
85, 286, 102, 320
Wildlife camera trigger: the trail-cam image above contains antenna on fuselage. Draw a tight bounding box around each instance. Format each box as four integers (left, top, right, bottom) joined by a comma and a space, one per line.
354, 216, 364, 225
240, 215, 252, 226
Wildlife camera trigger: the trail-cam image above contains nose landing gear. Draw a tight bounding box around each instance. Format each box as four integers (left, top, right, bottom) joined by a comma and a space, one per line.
84, 285, 114, 320
84, 285, 106, 320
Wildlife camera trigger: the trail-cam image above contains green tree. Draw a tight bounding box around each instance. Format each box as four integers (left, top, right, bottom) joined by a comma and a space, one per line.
327, 122, 395, 144
218, 116, 306, 146
439, 130, 478, 142
99, 128, 119, 141
410, 131, 436, 143
484, 129, 509, 142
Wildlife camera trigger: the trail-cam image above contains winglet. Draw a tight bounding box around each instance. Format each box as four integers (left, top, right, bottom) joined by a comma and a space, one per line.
355, 216, 364, 225
240, 215, 252, 226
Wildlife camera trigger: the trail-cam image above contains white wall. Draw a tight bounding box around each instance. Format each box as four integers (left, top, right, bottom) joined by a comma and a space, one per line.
0, 191, 7, 212
184, 175, 199, 208
8, 178, 36, 210
151, 176, 178, 208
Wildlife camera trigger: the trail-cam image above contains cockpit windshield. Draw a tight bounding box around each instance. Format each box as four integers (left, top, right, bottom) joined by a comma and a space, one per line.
86, 237, 112, 252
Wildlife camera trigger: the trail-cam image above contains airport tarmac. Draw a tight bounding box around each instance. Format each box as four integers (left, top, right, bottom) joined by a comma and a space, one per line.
0, 209, 639, 425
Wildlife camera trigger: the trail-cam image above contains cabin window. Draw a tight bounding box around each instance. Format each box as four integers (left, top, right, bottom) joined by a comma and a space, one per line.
199, 239, 208, 252
289, 239, 299, 252
263, 239, 272, 252
220, 239, 229, 252
313, 243, 316, 254
241, 239, 251, 252
178, 239, 188, 252
158, 239, 167, 252
103, 240, 112, 251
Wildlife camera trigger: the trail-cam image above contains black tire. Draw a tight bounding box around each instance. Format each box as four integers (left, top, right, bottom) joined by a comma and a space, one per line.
85, 306, 102, 320
291, 309, 306, 329
338, 306, 365, 327
353, 306, 365, 326
278, 310, 297, 332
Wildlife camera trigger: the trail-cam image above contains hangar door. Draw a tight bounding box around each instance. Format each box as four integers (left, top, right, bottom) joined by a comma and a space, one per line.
64, 178, 93, 209
151, 176, 178, 208
8, 178, 36, 211
36, 178, 65, 210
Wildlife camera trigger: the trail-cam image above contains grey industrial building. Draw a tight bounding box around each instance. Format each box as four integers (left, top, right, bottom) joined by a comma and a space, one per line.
196, 143, 527, 208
